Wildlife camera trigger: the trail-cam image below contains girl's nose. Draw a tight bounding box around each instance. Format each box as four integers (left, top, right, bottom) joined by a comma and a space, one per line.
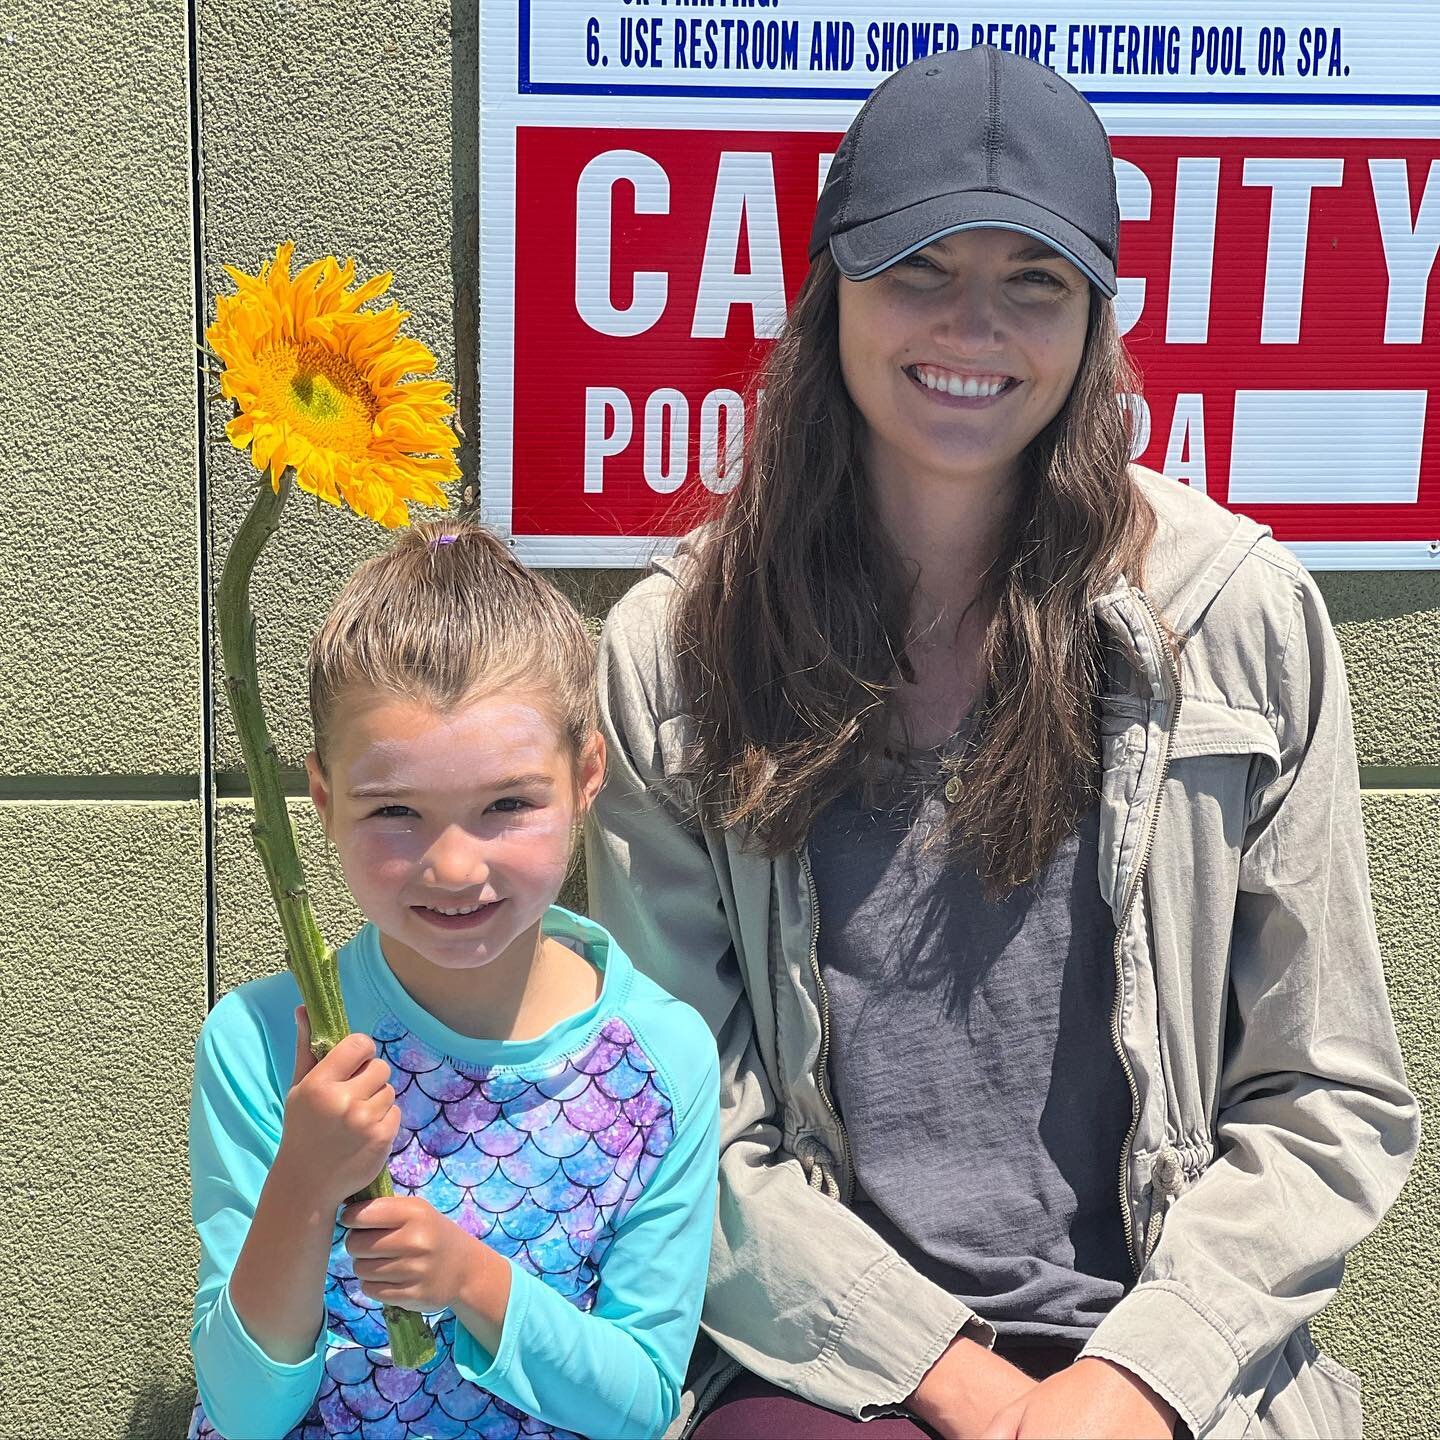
421, 825, 488, 889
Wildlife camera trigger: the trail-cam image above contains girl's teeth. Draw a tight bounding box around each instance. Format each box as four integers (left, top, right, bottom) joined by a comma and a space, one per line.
431, 902, 484, 916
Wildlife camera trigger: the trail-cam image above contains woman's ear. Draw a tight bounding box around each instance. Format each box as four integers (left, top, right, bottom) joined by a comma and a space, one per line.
305, 750, 333, 834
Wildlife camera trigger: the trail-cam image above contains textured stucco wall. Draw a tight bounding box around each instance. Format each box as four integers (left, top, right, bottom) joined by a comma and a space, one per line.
2, 2, 1436, 1437
0, 3, 206, 1438
0, 2, 201, 778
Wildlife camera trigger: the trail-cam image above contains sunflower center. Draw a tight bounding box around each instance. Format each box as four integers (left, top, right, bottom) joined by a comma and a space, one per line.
257, 341, 377, 452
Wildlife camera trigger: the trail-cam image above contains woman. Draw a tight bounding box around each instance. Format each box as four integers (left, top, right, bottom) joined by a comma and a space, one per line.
586, 45, 1418, 1440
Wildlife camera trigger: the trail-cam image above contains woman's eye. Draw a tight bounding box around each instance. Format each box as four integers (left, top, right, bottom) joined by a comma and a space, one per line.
899, 253, 939, 272
1016, 268, 1065, 289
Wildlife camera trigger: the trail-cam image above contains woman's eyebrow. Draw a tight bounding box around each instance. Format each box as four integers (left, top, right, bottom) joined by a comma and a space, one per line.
1010, 242, 1062, 261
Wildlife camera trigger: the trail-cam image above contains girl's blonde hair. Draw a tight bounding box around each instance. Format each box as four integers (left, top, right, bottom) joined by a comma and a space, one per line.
308, 520, 597, 771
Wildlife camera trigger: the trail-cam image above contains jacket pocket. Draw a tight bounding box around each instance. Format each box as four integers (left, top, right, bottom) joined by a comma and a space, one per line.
1205, 1328, 1364, 1440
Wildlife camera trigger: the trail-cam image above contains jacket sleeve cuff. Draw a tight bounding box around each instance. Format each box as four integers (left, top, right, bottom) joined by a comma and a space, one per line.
1081, 1280, 1244, 1439
802, 1252, 995, 1419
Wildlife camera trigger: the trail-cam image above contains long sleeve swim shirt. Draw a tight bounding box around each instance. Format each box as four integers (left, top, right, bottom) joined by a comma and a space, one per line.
188, 907, 720, 1440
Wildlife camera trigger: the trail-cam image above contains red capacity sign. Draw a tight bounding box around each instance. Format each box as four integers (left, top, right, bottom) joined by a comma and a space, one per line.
507, 126, 1440, 565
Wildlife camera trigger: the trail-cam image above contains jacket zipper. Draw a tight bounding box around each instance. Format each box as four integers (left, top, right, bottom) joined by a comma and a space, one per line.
683, 853, 851, 1437
1110, 589, 1184, 1273
685, 1359, 744, 1435
799, 847, 854, 1198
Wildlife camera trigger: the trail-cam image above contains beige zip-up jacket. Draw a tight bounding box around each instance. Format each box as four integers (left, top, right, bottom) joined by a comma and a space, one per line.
585, 468, 1419, 1440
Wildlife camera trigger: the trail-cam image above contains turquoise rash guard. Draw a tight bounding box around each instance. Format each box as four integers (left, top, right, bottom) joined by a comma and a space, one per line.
187, 907, 721, 1440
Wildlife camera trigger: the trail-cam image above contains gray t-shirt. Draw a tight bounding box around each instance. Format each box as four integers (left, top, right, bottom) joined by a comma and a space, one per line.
808, 769, 1134, 1343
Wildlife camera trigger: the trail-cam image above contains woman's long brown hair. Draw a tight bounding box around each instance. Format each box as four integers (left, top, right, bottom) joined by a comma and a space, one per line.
673, 252, 1155, 896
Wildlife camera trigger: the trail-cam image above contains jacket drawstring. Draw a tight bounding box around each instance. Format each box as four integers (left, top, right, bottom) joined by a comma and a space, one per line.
1143, 1143, 1187, 1261
795, 1136, 842, 1201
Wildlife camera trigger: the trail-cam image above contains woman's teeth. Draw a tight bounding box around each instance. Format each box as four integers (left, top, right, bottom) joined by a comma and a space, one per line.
911, 367, 1011, 397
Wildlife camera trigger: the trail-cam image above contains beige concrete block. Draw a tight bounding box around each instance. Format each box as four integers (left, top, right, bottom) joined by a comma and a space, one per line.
200, 0, 470, 771
1, 802, 206, 1437
1317, 573, 1440, 771
1311, 791, 1440, 1440
0, 8, 200, 776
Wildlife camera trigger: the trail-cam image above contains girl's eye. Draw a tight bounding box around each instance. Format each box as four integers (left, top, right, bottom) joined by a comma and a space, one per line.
488, 797, 534, 814
369, 804, 417, 819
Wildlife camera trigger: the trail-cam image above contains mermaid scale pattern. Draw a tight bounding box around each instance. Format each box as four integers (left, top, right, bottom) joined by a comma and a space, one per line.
190, 1015, 676, 1440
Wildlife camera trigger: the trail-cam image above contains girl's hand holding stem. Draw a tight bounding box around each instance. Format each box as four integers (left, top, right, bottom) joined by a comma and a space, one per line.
227, 1007, 403, 1364
276, 1007, 400, 1208
342, 1196, 513, 1354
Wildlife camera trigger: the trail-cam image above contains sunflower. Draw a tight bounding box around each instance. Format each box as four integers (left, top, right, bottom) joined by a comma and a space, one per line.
207, 242, 459, 527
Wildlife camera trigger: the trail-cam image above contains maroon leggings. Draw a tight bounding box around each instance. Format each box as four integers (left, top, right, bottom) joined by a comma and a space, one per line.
690, 1345, 1079, 1439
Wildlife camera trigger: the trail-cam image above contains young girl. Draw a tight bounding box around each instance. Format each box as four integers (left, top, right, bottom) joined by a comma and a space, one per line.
588, 44, 1417, 1440
187, 521, 720, 1440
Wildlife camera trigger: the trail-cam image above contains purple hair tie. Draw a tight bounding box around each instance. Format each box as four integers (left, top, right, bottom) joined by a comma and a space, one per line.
429, 534, 458, 548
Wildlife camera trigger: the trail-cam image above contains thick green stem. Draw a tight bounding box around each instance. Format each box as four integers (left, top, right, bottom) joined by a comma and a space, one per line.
217, 470, 436, 1371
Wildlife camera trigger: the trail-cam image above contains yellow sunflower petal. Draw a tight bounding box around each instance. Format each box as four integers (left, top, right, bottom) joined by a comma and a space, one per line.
210, 243, 454, 528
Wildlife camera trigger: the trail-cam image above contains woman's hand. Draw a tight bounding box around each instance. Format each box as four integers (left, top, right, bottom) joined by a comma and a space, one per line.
980, 1357, 1177, 1439
276, 1006, 401, 1211
341, 1196, 512, 1352
907, 1336, 1038, 1439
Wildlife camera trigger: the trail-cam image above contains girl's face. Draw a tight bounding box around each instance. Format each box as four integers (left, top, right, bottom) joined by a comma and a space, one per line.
307, 686, 604, 981
837, 228, 1090, 498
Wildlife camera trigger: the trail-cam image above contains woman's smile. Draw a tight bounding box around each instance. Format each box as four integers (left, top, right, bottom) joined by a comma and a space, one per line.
905, 364, 1020, 405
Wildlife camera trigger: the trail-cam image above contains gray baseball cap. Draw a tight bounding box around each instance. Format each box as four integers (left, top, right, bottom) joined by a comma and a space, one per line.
810, 46, 1119, 296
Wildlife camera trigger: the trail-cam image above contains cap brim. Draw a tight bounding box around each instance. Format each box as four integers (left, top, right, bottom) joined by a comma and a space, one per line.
829, 189, 1116, 296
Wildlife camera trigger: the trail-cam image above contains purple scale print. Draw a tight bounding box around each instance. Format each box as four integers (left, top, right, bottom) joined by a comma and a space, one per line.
446, 1089, 503, 1135
440, 1142, 499, 1190
533, 1068, 590, 1103
479, 1070, 533, 1104
189, 1014, 672, 1440
396, 1075, 443, 1132
593, 1115, 641, 1160
475, 1114, 529, 1158
593, 1056, 653, 1103
499, 1092, 564, 1134
391, 1134, 442, 1190
560, 1083, 621, 1136
496, 1146, 561, 1190
526, 1110, 593, 1160
495, 1193, 563, 1244
416, 1062, 481, 1103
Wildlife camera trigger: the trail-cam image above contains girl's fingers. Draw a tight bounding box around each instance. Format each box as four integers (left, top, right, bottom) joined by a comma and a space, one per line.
354, 1056, 394, 1097
291, 1006, 315, 1085
315, 1031, 379, 1081
341, 1196, 411, 1228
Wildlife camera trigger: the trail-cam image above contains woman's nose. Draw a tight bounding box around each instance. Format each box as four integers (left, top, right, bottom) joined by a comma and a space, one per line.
935, 276, 1001, 347
421, 825, 488, 888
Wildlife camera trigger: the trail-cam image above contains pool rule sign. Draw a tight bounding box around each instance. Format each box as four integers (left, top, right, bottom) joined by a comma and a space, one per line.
480, 1, 1440, 567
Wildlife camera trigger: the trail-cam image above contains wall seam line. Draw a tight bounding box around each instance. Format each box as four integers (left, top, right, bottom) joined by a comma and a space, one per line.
187, 0, 218, 1012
